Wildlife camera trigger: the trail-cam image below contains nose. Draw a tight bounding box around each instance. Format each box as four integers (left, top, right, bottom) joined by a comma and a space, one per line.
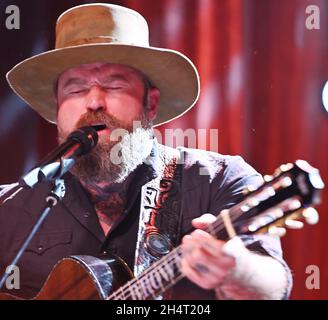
86, 85, 106, 112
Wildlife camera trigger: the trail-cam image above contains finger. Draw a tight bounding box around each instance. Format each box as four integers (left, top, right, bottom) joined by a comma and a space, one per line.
181, 235, 235, 289
192, 213, 217, 230
182, 243, 235, 274
190, 229, 225, 258
180, 257, 225, 290
182, 234, 193, 244
181, 235, 195, 255
181, 261, 219, 289
182, 230, 235, 270
182, 238, 235, 275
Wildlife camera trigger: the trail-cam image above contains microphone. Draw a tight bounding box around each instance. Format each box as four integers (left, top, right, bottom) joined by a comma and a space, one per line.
21, 124, 106, 188
38, 124, 105, 167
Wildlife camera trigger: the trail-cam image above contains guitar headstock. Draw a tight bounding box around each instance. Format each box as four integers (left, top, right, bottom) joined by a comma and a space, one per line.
232, 160, 324, 237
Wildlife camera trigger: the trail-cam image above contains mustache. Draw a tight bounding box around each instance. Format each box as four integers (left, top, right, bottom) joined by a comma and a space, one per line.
74, 110, 133, 132
58, 110, 151, 145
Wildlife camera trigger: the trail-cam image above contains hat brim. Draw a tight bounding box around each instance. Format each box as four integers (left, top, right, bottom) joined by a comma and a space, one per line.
6, 43, 200, 126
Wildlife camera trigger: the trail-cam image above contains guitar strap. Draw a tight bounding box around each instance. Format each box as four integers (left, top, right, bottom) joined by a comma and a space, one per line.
134, 143, 183, 283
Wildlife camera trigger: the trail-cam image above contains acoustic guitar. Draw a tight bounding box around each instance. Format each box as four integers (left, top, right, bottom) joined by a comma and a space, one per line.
0, 160, 324, 300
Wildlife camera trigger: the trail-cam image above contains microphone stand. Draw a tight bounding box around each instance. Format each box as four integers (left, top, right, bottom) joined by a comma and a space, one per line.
0, 125, 105, 290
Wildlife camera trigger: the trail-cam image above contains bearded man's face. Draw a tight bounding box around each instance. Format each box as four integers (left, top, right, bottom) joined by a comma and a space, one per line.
56, 62, 159, 184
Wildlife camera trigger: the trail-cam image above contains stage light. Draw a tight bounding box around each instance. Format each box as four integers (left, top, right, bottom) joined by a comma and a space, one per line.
322, 81, 328, 113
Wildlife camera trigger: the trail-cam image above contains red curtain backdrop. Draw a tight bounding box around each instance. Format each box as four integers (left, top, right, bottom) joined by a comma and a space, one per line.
0, 0, 327, 299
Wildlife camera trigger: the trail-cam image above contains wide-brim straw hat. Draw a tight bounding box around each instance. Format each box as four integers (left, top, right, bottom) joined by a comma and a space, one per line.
6, 3, 200, 126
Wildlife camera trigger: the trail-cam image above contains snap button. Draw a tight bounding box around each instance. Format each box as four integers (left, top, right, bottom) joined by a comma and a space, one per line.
84, 211, 90, 218
37, 246, 43, 251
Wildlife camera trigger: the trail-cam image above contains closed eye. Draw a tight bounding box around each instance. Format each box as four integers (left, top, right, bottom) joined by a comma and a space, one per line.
70, 90, 85, 94
103, 79, 128, 90
67, 88, 88, 95
103, 86, 123, 90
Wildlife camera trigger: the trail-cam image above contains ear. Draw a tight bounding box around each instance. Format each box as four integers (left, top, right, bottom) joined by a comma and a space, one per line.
147, 87, 160, 121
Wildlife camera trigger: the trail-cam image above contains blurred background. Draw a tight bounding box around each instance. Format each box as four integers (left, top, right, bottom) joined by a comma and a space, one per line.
0, 0, 327, 299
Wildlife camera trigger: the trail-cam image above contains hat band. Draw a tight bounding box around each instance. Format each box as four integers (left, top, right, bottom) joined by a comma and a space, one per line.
56, 36, 124, 48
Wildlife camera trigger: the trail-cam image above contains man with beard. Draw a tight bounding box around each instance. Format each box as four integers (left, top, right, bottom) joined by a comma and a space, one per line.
0, 4, 291, 300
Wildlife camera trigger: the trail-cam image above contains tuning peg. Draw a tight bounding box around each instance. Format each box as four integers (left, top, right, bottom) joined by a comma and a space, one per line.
280, 176, 293, 188
242, 185, 257, 195
286, 199, 302, 211
264, 175, 273, 182
273, 163, 293, 177
268, 226, 287, 237
274, 167, 282, 177
284, 219, 304, 229
302, 207, 319, 225
279, 163, 293, 172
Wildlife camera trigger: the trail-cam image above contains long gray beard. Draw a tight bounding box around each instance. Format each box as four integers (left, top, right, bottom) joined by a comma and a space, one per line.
69, 126, 154, 185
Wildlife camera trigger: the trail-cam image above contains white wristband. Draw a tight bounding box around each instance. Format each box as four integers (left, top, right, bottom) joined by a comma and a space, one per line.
219, 236, 288, 300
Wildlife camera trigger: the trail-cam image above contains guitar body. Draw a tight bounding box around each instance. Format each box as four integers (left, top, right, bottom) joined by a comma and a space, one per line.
0, 254, 133, 300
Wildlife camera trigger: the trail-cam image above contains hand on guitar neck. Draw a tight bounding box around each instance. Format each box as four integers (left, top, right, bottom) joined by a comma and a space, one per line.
181, 213, 288, 300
